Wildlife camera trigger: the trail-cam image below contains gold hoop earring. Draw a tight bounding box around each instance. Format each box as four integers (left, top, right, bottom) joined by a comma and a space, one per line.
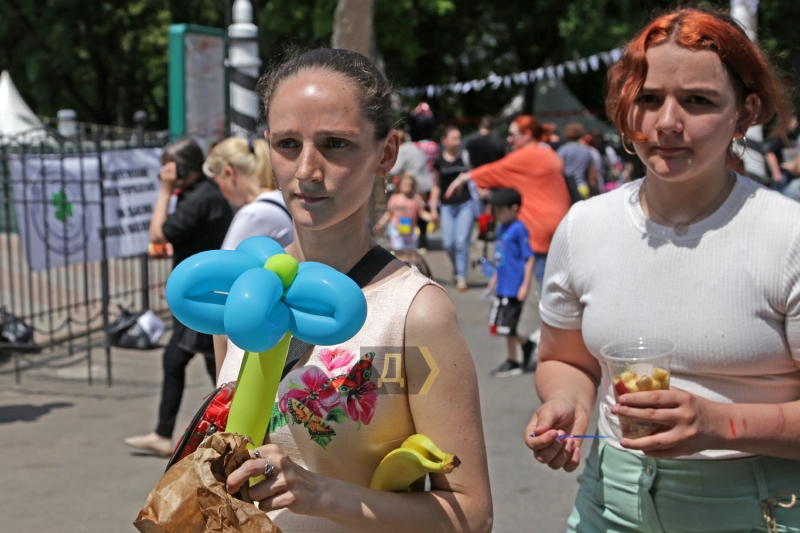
378, 170, 388, 194
731, 135, 747, 163
621, 135, 636, 155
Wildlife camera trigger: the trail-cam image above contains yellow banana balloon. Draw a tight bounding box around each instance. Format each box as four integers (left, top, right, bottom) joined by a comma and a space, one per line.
370, 434, 461, 492
401, 434, 459, 467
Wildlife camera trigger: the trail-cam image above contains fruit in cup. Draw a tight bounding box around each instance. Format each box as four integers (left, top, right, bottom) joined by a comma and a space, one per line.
610, 366, 671, 438
612, 366, 670, 396
652, 366, 669, 383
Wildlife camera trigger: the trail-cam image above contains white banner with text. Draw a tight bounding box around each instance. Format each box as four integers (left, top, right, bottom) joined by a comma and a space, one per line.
10, 148, 162, 270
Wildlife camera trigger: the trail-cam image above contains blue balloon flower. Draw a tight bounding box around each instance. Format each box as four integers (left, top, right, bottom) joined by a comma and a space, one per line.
166, 236, 368, 353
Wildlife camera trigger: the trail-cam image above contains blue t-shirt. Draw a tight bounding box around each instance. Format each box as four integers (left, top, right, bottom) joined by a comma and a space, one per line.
494, 219, 534, 298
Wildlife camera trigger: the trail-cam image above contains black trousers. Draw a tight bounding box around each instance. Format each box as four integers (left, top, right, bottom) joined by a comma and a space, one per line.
417, 215, 429, 249
155, 322, 215, 438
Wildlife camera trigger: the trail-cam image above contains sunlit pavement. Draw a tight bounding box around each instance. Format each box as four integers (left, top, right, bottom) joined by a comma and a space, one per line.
0, 238, 588, 533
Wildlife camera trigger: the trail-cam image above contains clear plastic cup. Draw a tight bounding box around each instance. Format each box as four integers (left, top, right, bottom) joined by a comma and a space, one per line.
600, 338, 675, 439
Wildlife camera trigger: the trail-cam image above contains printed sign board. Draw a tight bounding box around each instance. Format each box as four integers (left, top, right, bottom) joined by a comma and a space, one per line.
168, 24, 228, 147
9, 148, 162, 270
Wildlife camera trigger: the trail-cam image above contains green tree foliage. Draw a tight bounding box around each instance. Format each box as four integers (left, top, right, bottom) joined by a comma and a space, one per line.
556, 0, 798, 120
757, 0, 800, 96
0, 0, 225, 128
0, 0, 796, 131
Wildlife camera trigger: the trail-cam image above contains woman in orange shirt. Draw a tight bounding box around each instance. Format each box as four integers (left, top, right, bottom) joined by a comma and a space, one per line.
445, 115, 570, 288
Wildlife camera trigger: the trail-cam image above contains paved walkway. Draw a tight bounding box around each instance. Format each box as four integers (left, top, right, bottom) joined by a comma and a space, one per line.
0, 244, 588, 533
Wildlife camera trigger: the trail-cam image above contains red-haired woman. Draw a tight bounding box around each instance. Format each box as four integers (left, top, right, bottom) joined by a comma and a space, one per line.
445, 115, 571, 291
525, 8, 800, 532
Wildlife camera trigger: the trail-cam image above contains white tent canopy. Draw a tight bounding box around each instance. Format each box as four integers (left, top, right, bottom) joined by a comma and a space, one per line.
0, 70, 47, 141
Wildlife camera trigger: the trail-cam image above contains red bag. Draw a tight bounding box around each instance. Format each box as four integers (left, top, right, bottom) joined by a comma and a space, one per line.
477, 211, 495, 241
166, 382, 236, 470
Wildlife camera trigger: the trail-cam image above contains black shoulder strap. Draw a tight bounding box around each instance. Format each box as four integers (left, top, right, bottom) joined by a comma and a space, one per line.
257, 198, 292, 219
281, 245, 396, 379
344, 245, 397, 286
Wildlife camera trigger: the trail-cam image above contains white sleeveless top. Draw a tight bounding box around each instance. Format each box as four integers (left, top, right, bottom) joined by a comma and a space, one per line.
217, 267, 441, 531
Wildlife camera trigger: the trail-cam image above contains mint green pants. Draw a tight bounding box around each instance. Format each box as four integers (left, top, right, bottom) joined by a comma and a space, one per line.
567, 440, 800, 533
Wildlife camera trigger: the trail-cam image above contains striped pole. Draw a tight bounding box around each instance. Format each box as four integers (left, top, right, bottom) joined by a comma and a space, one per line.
228, 0, 261, 138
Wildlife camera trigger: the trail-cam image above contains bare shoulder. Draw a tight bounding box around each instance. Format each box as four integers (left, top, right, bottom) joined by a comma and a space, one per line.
405, 283, 458, 338
404, 283, 473, 384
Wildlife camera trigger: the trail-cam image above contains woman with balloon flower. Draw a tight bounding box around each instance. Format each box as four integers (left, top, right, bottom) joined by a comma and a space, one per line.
201, 49, 492, 533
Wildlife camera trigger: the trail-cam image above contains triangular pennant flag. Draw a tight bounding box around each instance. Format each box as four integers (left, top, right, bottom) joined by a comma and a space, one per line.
513, 72, 529, 85
392, 48, 622, 96
566, 61, 578, 74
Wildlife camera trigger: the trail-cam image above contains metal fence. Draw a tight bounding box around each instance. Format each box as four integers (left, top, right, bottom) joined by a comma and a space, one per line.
0, 124, 171, 384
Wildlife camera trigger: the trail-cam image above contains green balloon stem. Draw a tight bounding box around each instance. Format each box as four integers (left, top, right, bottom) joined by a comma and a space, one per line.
226, 332, 292, 449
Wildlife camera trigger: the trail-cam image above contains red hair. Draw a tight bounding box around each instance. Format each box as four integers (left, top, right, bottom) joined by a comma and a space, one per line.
539, 123, 555, 143
513, 115, 543, 140
607, 8, 791, 142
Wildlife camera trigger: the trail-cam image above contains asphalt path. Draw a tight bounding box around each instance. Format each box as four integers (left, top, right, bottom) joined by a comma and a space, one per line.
0, 245, 588, 533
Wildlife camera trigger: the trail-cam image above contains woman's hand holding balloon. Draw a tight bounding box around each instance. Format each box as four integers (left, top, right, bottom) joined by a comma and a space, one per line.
227, 444, 327, 516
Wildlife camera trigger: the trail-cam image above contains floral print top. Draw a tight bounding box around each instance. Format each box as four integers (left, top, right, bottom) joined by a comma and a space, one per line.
217, 266, 441, 533
270, 348, 378, 450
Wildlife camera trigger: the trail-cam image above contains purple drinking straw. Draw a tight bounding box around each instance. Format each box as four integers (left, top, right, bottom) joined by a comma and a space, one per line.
529, 434, 609, 439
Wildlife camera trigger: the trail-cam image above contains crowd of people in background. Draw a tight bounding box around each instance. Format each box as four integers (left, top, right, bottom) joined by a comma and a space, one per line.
377, 110, 631, 376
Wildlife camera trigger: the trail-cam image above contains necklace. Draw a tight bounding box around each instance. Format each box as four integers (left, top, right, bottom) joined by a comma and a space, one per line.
640, 175, 733, 236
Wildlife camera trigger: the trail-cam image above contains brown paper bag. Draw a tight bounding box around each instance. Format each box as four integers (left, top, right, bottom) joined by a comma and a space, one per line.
134, 432, 281, 533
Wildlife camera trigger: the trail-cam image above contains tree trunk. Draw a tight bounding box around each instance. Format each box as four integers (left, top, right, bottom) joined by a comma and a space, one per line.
332, 0, 383, 235
332, 0, 379, 65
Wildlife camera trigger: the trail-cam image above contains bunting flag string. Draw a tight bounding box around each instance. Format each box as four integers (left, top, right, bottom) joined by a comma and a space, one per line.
395, 48, 623, 98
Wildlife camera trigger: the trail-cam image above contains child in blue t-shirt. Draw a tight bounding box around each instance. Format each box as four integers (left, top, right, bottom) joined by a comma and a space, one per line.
486, 188, 536, 377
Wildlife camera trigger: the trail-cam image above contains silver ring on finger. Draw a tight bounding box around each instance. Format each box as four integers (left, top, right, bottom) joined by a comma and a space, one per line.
253, 449, 260, 459
264, 458, 274, 478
